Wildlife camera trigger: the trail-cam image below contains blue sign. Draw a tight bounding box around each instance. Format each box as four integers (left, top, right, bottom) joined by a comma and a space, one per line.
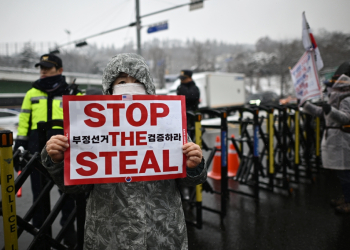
147, 22, 168, 34
221, 131, 227, 167
253, 125, 259, 157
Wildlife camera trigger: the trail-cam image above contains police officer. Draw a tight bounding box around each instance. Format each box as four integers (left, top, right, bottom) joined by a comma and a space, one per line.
176, 70, 200, 201
14, 53, 79, 246
176, 70, 200, 112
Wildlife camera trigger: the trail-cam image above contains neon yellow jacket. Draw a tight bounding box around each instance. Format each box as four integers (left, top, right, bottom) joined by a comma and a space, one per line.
17, 88, 65, 140
15, 76, 82, 150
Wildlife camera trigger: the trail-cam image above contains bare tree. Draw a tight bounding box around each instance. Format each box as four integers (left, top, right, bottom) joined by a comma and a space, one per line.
256, 36, 279, 54
3, 30, 350, 85
317, 30, 350, 69
145, 46, 167, 89
274, 40, 302, 97
19, 42, 37, 68
189, 40, 211, 72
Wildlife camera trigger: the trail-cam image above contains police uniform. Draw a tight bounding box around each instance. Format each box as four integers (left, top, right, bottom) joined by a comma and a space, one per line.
14, 54, 80, 245
176, 70, 200, 112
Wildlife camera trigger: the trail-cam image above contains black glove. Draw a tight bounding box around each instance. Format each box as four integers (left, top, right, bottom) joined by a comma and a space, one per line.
12, 148, 22, 172
299, 100, 308, 107
323, 103, 331, 115
13, 139, 28, 172
13, 139, 28, 153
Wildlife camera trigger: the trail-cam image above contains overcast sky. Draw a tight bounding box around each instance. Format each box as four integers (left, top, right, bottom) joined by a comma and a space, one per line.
1, 0, 350, 51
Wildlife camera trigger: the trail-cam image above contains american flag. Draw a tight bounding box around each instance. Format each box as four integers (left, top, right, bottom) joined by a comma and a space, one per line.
122, 95, 133, 101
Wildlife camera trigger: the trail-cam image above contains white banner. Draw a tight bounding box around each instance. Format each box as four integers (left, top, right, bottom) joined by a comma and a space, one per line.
63, 95, 187, 185
290, 51, 322, 104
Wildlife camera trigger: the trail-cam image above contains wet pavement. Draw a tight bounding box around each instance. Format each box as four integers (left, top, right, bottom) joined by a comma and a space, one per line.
2, 128, 350, 249
0, 178, 64, 248
185, 128, 350, 250
185, 165, 350, 250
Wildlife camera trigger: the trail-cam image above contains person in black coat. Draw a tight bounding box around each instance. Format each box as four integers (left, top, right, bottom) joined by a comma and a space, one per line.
176, 70, 200, 201
176, 70, 200, 112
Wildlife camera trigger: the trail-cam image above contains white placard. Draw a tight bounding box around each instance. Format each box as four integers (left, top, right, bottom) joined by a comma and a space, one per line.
290, 51, 322, 104
63, 95, 187, 185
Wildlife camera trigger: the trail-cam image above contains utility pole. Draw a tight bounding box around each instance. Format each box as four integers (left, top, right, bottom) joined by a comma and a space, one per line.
49, 0, 205, 54
135, 0, 142, 55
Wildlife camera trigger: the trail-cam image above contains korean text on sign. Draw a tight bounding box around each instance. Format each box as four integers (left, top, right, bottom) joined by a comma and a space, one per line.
63, 95, 187, 185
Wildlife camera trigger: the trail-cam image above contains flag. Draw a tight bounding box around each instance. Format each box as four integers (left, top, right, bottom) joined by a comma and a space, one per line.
302, 12, 324, 71
290, 51, 322, 104
122, 95, 132, 101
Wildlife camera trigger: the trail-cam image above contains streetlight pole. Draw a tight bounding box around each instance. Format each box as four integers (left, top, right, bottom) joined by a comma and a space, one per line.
135, 0, 142, 55
49, 0, 205, 54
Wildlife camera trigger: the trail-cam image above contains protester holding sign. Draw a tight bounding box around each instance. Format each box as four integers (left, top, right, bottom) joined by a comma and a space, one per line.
302, 62, 350, 214
41, 53, 206, 249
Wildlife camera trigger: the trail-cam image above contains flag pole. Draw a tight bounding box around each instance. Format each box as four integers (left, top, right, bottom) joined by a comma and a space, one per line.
303, 11, 323, 102
310, 49, 323, 102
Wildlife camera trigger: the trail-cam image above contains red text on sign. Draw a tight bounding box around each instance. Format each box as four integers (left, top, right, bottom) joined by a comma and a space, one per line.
75, 150, 178, 176
83, 103, 170, 127
108, 131, 147, 146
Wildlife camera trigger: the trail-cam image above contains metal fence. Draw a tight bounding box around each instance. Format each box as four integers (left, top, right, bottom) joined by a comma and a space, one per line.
1, 103, 324, 248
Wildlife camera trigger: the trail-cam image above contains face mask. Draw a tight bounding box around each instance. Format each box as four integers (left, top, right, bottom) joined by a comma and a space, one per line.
112, 83, 147, 95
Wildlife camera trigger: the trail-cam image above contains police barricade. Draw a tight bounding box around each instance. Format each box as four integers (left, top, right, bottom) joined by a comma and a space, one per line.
226, 104, 293, 198
183, 103, 324, 227
183, 111, 203, 229
277, 103, 320, 184
225, 106, 262, 198
192, 108, 229, 221
0, 130, 18, 250
2, 106, 324, 238
0, 120, 86, 250
272, 103, 321, 185
229, 103, 322, 196
262, 104, 294, 193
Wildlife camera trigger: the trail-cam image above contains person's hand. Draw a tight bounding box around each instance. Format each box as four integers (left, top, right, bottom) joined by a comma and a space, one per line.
46, 135, 69, 163
182, 142, 202, 168
323, 103, 331, 115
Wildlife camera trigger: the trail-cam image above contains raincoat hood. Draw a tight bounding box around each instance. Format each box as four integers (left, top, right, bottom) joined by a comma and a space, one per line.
324, 61, 350, 87
332, 74, 350, 90
102, 53, 155, 95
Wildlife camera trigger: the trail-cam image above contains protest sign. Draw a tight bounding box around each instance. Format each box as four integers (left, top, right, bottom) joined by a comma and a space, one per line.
290, 51, 322, 104
63, 95, 187, 185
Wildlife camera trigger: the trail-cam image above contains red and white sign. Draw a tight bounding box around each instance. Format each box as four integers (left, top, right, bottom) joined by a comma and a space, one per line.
290, 51, 322, 105
63, 95, 187, 185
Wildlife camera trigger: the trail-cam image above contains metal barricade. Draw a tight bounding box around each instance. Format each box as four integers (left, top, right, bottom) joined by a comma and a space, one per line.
185, 112, 203, 229
1, 120, 87, 250
0, 130, 18, 250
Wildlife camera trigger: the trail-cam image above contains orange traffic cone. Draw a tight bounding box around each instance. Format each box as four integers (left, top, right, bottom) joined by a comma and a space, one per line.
228, 135, 240, 177
208, 136, 222, 180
